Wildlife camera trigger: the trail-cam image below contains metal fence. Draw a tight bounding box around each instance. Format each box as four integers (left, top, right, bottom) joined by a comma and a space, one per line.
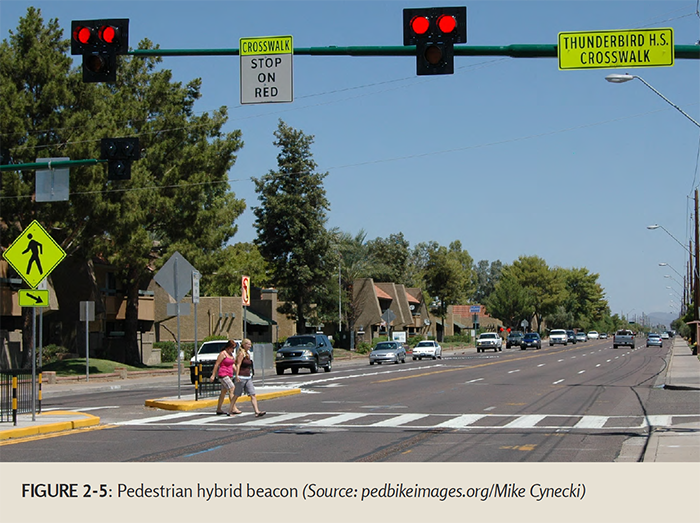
192, 363, 221, 400
0, 369, 42, 424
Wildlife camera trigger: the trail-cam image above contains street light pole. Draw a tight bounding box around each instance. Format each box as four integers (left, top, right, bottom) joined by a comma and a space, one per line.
605, 74, 700, 128
608, 72, 700, 342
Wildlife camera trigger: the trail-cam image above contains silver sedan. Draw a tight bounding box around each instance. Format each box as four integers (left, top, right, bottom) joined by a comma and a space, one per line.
369, 341, 407, 365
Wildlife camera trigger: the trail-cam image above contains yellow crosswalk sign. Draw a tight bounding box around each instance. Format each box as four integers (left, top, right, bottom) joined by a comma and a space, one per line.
2, 220, 66, 289
18, 289, 49, 307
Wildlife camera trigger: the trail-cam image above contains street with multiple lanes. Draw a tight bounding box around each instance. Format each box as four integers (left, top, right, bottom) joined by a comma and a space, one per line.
1, 338, 697, 462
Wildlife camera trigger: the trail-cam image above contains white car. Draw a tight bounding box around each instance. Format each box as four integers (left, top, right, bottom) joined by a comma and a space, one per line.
189, 339, 239, 384
587, 331, 599, 339
412, 340, 442, 360
476, 332, 503, 353
549, 329, 568, 346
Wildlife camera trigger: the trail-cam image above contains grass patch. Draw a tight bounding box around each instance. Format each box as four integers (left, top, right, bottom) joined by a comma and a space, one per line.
42, 358, 172, 376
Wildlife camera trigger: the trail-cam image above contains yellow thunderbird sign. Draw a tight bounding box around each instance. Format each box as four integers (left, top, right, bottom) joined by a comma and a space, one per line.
558, 28, 674, 70
2, 220, 66, 288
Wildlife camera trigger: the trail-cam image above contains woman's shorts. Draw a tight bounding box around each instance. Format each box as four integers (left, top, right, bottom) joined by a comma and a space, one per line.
219, 376, 235, 391
234, 377, 256, 396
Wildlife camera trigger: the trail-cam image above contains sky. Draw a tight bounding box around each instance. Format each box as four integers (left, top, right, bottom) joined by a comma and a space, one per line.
2, 0, 699, 323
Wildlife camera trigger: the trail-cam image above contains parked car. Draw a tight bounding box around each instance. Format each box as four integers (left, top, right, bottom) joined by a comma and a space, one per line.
566, 330, 577, 344
575, 332, 588, 343
275, 334, 333, 374
189, 339, 237, 384
412, 340, 442, 360
587, 331, 599, 339
549, 329, 568, 346
476, 332, 502, 353
369, 341, 407, 365
506, 331, 524, 348
520, 332, 541, 350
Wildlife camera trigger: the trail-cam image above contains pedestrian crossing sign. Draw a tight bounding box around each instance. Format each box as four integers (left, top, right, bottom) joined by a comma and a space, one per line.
18, 289, 49, 307
2, 220, 66, 289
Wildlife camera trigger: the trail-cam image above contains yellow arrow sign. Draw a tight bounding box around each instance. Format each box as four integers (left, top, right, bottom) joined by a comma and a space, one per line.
19, 289, 49, 307
558, 28, 674, 70
2, 220, 66, 289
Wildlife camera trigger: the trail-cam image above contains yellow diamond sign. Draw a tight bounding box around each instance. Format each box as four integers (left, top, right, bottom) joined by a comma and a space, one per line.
2, 220, 66, 289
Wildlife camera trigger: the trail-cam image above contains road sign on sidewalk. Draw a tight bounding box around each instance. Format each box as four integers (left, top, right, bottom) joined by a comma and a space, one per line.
154, 251, 195, 301
381, 309, 397, 324
240, 35, 293, 104
18, 289, 49, 307
2, 220, 66, 288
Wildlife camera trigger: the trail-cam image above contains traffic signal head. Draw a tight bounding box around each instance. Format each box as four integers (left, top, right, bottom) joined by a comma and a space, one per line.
403, 7, 467, 75
71, 19, 129, 83
101, 138, 140, 181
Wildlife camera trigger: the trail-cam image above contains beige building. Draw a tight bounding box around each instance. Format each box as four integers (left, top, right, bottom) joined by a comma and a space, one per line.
153, 285, 296, 346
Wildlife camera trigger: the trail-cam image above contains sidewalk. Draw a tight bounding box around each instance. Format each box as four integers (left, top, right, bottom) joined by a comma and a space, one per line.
2, 341, 698, 462
641, 337, 700, 462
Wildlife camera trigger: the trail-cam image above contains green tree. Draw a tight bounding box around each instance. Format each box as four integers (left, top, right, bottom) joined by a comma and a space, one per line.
98, 41, 244, 364
1, 9, 245, 364
423, 242, 473, 341
557, 267, 608, 328
473, 259, 503, 304
253, 120, 334, 333
204, 243, 272, 297
366, 233, 410, 283
404, 240, 439, 291
509, 256, 563, 333
485, 268, 534, 329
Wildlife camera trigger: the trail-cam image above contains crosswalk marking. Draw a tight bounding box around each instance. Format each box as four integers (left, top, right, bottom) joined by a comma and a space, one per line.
573, 415, 608, 429
115, 412, 696, 431
369, 414, 429, 427
435, 414, 487, 428
503, 414, 547, 428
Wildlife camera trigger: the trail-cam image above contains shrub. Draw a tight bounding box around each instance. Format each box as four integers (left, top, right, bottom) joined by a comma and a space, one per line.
155, 341, 195, 363
355, 342, 372, 354
41, 344, 71, 365
444, 334, 471, 344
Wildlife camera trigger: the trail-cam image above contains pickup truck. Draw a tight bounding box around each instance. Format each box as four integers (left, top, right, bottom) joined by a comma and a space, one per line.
613, 329, 636, 349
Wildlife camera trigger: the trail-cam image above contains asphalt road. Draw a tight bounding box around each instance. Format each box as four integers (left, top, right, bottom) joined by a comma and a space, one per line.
2, 338, 696, 462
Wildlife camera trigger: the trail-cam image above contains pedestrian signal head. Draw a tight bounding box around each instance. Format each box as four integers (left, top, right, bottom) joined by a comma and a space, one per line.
71, 19, 129, 82
403, 7, 467, 75
101, 137, 140, 181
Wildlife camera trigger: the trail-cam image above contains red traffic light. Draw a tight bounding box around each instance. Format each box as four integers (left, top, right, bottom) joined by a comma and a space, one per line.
73, 25, 94, 45
98, 25, 120, 45
410, 16, 430, 36
403, 7, 467, 45
72, 24, 120, 47
437, 14, 457, 34
71, 19, 129, 55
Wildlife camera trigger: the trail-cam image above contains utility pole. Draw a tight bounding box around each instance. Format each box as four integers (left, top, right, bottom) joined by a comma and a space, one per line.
695, 189, 700, 347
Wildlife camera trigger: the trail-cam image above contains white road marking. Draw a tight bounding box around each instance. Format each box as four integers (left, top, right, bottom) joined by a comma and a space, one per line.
552, 379, 565, 384
508, 370, 520, 374
578, 370, 586, 374
466, 378, 484, 383
114, 412, 696, 432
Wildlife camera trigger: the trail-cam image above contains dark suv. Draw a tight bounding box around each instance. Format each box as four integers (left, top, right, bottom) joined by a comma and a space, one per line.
275, 334, 333, 375
506, 331, 524, 348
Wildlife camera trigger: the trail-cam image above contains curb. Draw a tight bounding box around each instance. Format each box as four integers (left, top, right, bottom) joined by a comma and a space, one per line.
0, 411, 101, 441
144, 388, 302, 411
